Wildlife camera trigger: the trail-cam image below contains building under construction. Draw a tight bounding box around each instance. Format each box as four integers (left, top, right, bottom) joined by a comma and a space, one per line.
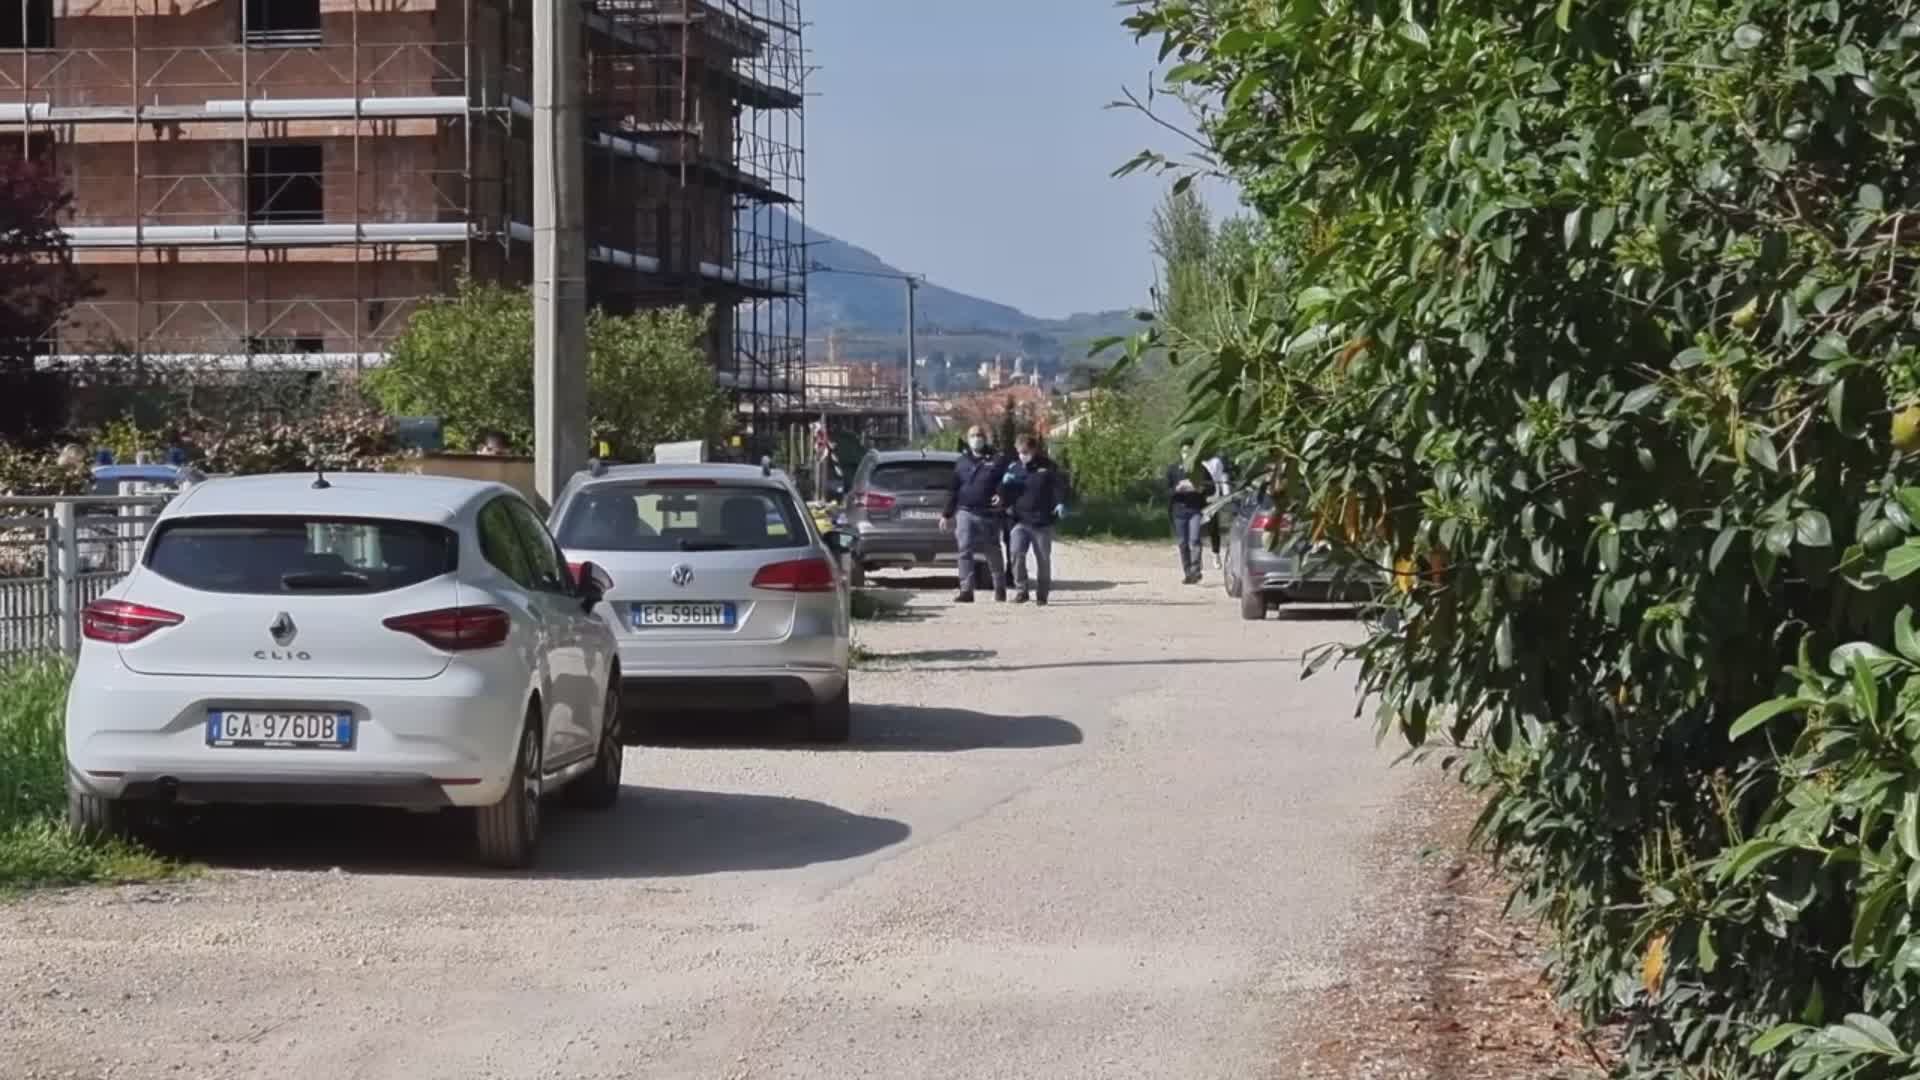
0, 0, 806, 447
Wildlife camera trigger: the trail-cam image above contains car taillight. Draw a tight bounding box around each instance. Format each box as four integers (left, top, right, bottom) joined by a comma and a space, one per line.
751, 557, 836, 592
81, 600, 184, 644
1251, 512, 1293, 533
855, 490, 896, 511
567, 562, 612, 590
383, 607, 511, 651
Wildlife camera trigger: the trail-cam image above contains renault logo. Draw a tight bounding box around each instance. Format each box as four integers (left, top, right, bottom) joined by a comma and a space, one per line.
269, 612, 297, 646
670, 564, 694, 588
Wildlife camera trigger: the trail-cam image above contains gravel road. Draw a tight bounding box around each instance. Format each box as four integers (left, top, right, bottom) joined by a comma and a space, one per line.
1, 541, 1421, 1080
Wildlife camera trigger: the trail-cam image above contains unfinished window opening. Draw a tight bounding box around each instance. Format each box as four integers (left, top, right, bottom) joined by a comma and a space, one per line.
247, 144, 324, 225
248, 335, 325, 357
0, 0, 52, 49
0, 131, 54, 164
244, 0, 320, 46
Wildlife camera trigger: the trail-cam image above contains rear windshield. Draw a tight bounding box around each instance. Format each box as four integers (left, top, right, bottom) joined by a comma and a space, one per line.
145, 516, 459, 594
869, 461, 954, 492
556, 484, 808, 552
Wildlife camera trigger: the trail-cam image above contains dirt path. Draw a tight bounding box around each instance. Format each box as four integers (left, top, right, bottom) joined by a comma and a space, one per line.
1, 541, 1424, 1080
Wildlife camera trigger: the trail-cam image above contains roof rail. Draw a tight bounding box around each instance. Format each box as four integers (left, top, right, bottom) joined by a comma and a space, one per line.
589, 458, 608, 478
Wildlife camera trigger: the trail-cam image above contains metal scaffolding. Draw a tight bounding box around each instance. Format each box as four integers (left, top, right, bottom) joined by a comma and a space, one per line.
0, 0, 807, 456
572, 0, 807, 452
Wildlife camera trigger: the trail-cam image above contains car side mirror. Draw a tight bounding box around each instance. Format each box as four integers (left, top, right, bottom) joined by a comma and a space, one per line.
823, 530, 856, 556
574, 561, 613, 611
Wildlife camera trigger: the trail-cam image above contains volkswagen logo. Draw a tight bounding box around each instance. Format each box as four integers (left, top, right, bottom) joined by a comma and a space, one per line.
269, 611, 297, 647
670, 564, 695, 588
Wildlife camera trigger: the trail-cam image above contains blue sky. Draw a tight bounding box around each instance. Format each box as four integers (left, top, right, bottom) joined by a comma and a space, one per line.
805, 0, 1238, 321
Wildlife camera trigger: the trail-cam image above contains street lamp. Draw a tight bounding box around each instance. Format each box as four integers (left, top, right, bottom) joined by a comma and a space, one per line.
809, 262, 926, 441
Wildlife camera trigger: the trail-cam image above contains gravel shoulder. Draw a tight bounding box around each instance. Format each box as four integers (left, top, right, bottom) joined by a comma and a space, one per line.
3, 540, 1428, 1080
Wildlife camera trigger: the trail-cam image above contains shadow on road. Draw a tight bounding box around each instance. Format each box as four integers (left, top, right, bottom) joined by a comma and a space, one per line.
154, 788, 909, 880
538, 788, 910, 879
864, 572, 965, 592
847, 703, 1082, 751
1047, 579, 1134, 592
1272, 605, 1370, 622
914, 657, 1290, 674
861, 647, 998, 664
864, 573, 1130, 594
1046, 598, 1213, 608
651, 703, 1082, 752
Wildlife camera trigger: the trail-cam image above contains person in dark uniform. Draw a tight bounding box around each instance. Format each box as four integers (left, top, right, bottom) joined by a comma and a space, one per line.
1165, 441, 1215, 585
1006, 434, 1066, 605
940, 424, 1014, 602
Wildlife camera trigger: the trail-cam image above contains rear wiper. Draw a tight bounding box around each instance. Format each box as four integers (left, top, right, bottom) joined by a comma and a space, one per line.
677, 539, 742, 552
282, 570, 372, 590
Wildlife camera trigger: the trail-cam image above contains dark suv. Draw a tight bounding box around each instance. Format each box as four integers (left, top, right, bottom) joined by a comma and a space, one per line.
842, 450, 962, 586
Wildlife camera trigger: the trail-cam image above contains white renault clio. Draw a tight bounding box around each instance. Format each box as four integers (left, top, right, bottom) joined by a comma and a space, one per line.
64, 472, 622, 868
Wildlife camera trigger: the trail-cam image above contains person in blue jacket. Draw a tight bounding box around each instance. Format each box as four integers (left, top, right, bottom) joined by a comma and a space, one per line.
940, 424, 1014, 602
1002, 433, 1067, 605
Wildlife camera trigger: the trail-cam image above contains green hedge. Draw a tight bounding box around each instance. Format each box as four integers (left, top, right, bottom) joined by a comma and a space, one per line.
1127, 0, 1920, 1075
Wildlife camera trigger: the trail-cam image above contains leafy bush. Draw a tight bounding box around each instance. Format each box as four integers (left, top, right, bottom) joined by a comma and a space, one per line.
1061, 390, 1160, 503
184, 397, 398, 475
1123, 0, 1920, 1075
367, 277, 733, 457
51, 374, 402, 477
92, 412, 165, 465
0, 444, 89, 496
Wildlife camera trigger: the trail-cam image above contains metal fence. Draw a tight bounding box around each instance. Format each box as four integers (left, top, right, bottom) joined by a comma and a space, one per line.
0, 490, 175, 661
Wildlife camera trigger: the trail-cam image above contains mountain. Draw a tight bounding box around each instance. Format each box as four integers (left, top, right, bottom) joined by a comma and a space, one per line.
798, 219, 1045, 334
752, 210, 1140, 368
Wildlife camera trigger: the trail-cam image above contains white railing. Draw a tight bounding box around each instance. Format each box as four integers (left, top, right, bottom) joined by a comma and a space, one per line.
0, 490, 175, 661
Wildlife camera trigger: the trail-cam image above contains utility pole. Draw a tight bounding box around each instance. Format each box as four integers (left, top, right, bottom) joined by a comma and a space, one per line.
904, 277, 919, 443
532, 0, 588, 506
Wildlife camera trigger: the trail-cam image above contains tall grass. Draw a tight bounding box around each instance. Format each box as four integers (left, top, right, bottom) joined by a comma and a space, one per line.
0, 655, 173, 888
0, 656, 74, 831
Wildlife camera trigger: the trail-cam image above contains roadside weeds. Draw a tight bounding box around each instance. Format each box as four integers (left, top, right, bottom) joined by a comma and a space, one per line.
1273, 768, 1616, 1079
0, 655, 183, 890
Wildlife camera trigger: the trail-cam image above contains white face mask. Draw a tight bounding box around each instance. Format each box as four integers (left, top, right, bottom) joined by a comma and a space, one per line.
969, 436, 987, 452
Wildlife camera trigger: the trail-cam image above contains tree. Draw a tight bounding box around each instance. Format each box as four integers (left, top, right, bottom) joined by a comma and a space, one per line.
0, 157, 95, 444
1124, 1, 1920, 1075
1139, 184, 1269, 440
1150, 183, 1216, 338
365, 278, 537, 451
1061, 390, 1156, 502
368, 279, 733, 457
585, 305, 734, 458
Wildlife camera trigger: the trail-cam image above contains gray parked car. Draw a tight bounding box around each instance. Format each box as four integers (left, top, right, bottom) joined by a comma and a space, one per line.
1223, 492, 1384, 620
549, 461, 854, 742
841, 450, 966, 588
